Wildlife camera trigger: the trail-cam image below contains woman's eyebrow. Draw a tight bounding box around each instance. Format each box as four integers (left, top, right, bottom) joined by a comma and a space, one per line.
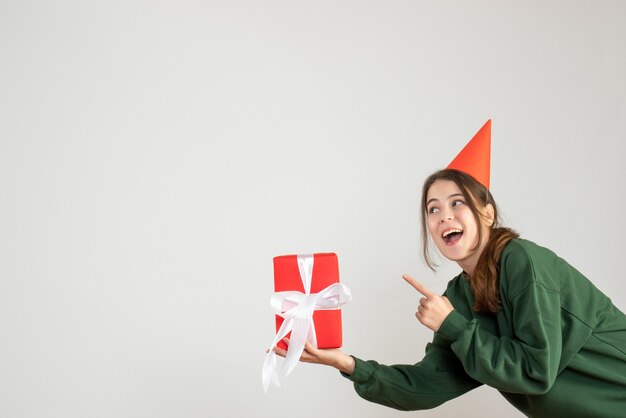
428, 193, 464, 206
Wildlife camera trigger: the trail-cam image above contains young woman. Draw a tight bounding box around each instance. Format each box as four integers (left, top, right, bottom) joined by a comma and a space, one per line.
274, 168, 626, 417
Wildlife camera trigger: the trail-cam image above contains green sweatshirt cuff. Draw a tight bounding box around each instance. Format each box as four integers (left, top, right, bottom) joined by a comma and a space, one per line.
437, 309, 470, 341
340, 356, 375, 383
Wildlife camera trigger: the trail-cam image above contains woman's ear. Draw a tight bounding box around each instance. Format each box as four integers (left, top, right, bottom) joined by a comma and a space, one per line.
484, 203, 495, 227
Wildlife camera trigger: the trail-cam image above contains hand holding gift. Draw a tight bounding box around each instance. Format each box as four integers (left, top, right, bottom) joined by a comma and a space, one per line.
272, 338, 355, 374
262, 253, 351, 392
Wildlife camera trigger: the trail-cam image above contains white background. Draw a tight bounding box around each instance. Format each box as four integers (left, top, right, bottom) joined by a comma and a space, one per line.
1, 1, 625, 417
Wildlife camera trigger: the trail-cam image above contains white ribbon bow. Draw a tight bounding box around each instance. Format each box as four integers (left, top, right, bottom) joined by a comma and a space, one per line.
262, 254, 351, 392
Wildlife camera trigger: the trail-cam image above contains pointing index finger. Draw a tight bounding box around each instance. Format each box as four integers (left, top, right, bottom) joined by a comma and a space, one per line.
402, 274, 435, 298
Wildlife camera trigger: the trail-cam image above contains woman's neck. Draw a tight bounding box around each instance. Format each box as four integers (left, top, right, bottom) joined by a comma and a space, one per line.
457, 228, 491, 277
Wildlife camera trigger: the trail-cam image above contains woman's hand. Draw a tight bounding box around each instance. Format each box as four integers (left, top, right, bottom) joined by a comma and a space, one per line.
403, 274, 454, 332
271, 338, 355, 375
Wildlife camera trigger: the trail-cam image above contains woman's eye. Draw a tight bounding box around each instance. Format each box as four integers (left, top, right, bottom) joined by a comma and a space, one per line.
452, 200, 465, 207
428, 207, 439, 214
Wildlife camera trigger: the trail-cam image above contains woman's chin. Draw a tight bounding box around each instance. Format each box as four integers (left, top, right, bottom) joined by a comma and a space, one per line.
439, 245, 466, 262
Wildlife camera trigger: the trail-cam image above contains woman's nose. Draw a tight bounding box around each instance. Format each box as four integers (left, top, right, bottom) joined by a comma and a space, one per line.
440, 212, 453, 223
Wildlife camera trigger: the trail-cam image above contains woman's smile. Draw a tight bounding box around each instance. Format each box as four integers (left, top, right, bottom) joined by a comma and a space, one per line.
442, 228, 464, 245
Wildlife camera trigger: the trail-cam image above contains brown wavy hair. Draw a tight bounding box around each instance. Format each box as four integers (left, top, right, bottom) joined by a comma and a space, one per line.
420, 169, 518, 314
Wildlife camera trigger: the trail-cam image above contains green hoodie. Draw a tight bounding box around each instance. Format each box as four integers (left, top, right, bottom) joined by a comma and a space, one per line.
343, 238, 626, 417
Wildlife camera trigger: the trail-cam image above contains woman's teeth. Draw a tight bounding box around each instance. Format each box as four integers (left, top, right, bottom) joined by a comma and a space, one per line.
442, 229, 463, 243
442, 229, 463, 238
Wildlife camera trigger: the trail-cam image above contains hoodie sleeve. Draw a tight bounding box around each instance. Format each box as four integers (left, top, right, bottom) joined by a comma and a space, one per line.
341, 333, 481, 411
436, 244, 563, 395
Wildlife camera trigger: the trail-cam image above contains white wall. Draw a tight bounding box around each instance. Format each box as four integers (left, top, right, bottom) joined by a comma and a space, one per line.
1, 1, 625, 417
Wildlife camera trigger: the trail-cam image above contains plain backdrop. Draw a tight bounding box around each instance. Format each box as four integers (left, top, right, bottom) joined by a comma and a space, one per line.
1, 1, 625, 417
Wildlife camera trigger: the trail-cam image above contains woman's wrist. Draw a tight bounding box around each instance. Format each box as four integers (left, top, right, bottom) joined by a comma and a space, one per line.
335, 354, 355, 375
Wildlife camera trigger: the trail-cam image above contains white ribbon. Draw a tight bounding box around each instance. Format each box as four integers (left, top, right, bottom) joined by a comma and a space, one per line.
262, 254, 351, 392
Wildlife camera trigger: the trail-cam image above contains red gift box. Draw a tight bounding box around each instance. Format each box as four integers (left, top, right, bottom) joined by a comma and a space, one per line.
273, 253, 343, 350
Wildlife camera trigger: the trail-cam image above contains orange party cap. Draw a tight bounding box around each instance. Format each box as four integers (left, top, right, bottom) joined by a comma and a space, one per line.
447, 119, 491, 189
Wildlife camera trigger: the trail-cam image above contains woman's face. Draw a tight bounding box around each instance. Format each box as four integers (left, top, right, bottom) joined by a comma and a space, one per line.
425, 179, 494, 273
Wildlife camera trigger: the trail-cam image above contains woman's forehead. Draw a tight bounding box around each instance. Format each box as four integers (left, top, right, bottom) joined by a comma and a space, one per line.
427, 179, 462, 200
